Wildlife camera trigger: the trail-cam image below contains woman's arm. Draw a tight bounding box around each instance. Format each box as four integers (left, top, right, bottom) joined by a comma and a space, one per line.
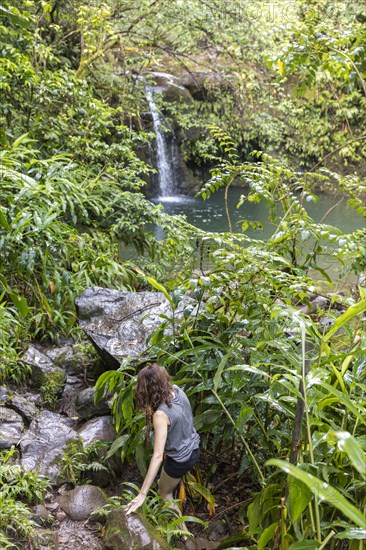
125, 410, 169, 515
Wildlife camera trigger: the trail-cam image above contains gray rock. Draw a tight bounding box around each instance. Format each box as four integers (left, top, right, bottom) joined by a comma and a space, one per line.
309, 295, 329, 312
59, 373, 87, 417
104, 508, 168, 549
20, 411, 78, 484
181, 70, 228, 99
32, 504, 53, 526
31, 528, 58, 548
59, 485, 107, 521
78, 416, 115, 448
0, 386, 8, 404
75, 288, 192, 368
147, 72, 193, 103
75, 387, 110, 420
8, 395, 38, 424
44, 344, 93, 374
0, 406, 24, 448
23, 345, 66, 390
55, 511, 67, 522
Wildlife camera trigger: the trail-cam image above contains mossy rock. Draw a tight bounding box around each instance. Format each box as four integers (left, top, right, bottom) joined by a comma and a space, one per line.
104, 508, 168, 550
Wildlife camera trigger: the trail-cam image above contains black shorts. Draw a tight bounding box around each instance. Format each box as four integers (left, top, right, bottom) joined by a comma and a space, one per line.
163, 448, 200, 479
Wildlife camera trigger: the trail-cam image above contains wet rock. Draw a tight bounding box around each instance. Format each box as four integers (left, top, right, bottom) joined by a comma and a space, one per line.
56, 511, 67, 522
75, 387, 110, 420
309, 295, 329, 312
59, 373, 87, 417
23, 391, 43, 407
32, 504, 53, 526
0, 406, 24, 448
8, 395, 38, 424
77, 416, 118, 486
23, 345, 66, 391
181, 70, 228, 100
59, 485, 107, 521
45, 501, 60, 513
20, 411, 78, 484
31, 528, 59, 549
45, 344, 95, 375
104, 508, 168, 549
75, 287, 193, 368
0, 386, 8, 403
147, 72, 193, 103
78, 416, 115, 448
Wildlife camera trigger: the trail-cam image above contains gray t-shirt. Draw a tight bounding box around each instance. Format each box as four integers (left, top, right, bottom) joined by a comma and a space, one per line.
157, 385, 200, 462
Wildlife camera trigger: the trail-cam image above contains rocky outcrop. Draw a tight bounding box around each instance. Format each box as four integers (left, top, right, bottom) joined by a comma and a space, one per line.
75, 287, 192, 368
75, 387, 110, 420
77, 416, 115, 448
104, 508, 168, 550
59, 486, 108, 521
8, 395, 38, 424
23, 345, 65, 392
0, 406, 24, 448
20, 411, 79, 484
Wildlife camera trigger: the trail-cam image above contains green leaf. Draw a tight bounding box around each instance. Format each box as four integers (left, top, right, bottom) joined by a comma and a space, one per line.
336, 528, 366, 540
8, 293, 29, 318
146, 277, 173, 307
288, 476, 312, 521
236, 407, 254, 431
312, 381, 366, 426
0, 6, 30, 28
257, 522, 277, 550
0, 210, 10, 231
266, 459, 366, 528
105, 434, 129, 459
94, 370, 116, 403
334, 431, 366, 479
213, 352, 231, 391
185, 480, 215, 515
288, 542, 319, 549
193, 409, 221, 431
322, 299, 366, 344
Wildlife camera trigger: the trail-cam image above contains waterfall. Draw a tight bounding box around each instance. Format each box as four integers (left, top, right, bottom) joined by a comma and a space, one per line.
146, 85, 178, 197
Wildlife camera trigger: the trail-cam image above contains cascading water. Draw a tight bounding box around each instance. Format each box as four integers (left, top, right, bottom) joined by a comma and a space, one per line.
146, 85, 178, 197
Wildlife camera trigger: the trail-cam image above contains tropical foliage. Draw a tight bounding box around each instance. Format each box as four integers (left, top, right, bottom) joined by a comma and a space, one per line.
1, 0, 365, 548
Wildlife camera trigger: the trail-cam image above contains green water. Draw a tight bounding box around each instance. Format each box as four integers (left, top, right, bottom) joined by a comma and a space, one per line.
155, 188, 365, 237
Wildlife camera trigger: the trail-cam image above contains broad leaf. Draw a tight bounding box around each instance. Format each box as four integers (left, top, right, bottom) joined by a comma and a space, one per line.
267, 459, 366, 528
288, 476, 312, 521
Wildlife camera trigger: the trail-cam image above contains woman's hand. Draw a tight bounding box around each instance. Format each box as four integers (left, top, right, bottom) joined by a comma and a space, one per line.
125, 492, 146, 515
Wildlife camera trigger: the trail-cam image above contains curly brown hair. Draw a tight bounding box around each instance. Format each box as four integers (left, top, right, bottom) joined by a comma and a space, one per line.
136, 364, 173, 444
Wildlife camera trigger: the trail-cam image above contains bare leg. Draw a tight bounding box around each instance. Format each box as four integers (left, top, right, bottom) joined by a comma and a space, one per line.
158, 467, 188, 535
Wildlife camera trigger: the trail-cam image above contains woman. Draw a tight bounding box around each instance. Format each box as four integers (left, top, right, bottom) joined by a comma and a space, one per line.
125, 363, 200, 515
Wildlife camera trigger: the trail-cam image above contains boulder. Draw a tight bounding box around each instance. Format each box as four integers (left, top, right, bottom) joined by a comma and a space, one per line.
77, 416, 115, 448
20, 411, 78, 484
59, 372, 87, 417
23, 345, 65, 391
32, 504, 53, 526
59, 485, 107, 521
8, 395, 38, 424
75, 387, 110, 420
75, 288, 192, 368
147, 71, 193, 103
104, 508, 168, 550
0, 406, 24, 448
44, 343, 95, 374
180, 70, 228, 100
